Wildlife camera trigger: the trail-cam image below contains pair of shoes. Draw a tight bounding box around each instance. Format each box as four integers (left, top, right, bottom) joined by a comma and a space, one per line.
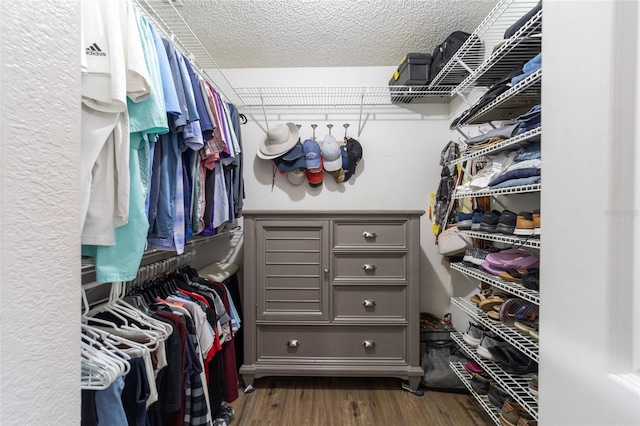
471, 209, 486, 231
462, 323, 485, 347
500, 400, 535, 426
469, 246, 502, 266
522, 269, 539, 291
533, 209, 540, 236
528, 375, 538, 397
496, 210, 518, 234
470, 287, 506, 308
477, 332, 505, 361
469, 373, 492, 394
489, 344, 538, 375
514, 211, 535, 236
457, 211, 474, 230
499, 298, 529, 323
478, 210, 520, 234
497, 268, 529, 283
515, 319, 539, 340
478, 210, 502, 233
463, 360, 484, 375
487, 382, 511, 408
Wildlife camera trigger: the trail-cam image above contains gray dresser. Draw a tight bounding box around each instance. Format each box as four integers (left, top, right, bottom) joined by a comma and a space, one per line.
239, 211, 424, 391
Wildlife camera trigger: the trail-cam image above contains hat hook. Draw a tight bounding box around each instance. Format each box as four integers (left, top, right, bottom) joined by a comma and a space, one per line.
327, 124, 333, 135
296, 124, 301, 130
311, 124, 317, 140
343, 123, 350, 139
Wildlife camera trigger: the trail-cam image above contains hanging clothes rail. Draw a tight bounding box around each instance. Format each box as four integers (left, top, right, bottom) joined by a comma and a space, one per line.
133, 0, 243, 106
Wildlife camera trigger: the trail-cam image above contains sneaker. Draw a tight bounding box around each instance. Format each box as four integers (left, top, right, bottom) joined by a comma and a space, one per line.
476, 332, 504, 361
470, 246, 501, 266
522, 269, 539, 291
463, 361, 484, 375
514, 211, 535, 236
528, 375, 538, 397
487, 383, 511, 408
469, 375, 492, 395
457, 211, 474, 230
471, 209, 486, 231
479, 210, 502, 233
495, 209, 518, 234
462, 323, 485, 347
463, 247, 478, 263
533, 209, 540, 236
500, 400, 534, 426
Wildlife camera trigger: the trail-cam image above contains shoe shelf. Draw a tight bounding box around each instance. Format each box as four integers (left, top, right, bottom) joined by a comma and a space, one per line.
458, 69, 541, 127
456, 229, 541, 249
451, 332, 538, 420
451, 182, 541, 199
452, 297, 539, 362
429, 0, 541, 89
451, 263, 540, 304
453, 14, 542, 95
450, 362, 501, 425
451, 127, 541, 167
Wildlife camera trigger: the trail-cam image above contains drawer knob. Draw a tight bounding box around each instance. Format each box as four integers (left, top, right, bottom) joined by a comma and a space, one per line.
362, 264, 377, 271
362, 231, 377, 239
287, 340, 300, 348
362, 340, 376, 348
362, 300, 377, 308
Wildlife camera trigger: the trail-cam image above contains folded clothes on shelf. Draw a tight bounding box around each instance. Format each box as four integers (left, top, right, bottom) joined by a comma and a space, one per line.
489, 175, 540, 190
511, 53, 542, 86
464, 123, 519, 146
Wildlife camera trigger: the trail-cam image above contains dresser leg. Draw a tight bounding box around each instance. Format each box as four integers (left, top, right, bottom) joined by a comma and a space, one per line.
401, 378, 425, 396
242, 374, 256, 394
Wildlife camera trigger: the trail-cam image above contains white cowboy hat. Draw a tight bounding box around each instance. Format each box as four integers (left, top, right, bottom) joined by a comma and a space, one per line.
257, 122, 300, 159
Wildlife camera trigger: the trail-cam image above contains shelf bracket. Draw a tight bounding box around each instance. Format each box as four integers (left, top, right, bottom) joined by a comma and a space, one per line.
259, 90, 269, 129
357, 91, 365, 137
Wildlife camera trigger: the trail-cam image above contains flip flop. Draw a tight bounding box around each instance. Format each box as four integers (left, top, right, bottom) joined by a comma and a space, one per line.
499, 298, 528, 323
487, 310, 501, 322
497, 268, 528, 283
478, 296, 505, 312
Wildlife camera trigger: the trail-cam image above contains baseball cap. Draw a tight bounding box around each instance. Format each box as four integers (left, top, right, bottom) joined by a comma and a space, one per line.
306, 157, 324, 187
303, 139, 322, 169
273, 142, 306, 172
321, 135, 342, 172
346, 137, 363, 175
287, 168, 306, 185
333, 145, 350, 183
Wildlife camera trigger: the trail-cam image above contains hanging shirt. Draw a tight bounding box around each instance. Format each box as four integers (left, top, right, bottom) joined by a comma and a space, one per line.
85, 2, 170, 283
81, 0, 150, 245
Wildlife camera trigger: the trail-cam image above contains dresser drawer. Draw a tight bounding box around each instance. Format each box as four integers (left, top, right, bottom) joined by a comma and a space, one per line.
333, 220, 407, 249
333, 286, 406, 321
333, 253, 406, 281
256, 325, 406, 361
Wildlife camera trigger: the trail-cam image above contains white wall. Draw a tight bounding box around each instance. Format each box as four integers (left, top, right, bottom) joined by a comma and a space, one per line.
542, 1, 640, 424
220, 66, 458, 315
0, 1, 80, 424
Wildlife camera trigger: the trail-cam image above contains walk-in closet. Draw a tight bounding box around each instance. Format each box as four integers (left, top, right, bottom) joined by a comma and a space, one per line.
1, 0, 639, 425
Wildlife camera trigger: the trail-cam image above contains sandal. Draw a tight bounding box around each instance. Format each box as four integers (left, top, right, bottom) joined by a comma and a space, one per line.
512, 302, 539, 322
478, 295, 506, 312
499, 298, 528, 323
497, 268, 528, 283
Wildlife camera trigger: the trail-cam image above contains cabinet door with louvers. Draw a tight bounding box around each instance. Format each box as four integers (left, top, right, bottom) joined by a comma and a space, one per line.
255, 220, 330, 322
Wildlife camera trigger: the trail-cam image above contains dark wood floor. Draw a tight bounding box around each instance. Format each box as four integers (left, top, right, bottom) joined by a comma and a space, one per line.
228, 377, 494, 426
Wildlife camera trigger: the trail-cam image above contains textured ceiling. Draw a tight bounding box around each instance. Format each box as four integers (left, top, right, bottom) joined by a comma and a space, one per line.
176, 0, 497, 69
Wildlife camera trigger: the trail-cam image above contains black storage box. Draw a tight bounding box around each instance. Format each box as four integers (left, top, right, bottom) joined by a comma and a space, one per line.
389, 53, 432, 103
